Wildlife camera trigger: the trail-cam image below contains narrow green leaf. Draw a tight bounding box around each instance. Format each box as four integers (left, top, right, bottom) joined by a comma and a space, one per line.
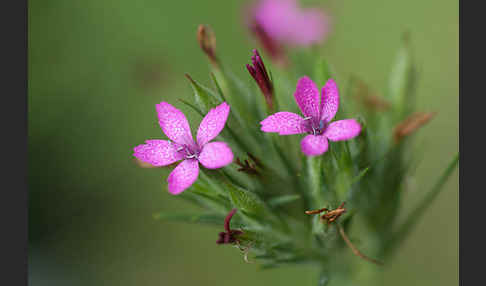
153, 212, 225, 226
254, 253, 277, 260
179, 99, 204, 117
212, 66, 253, 126
198, 169, 227, 196
221, 67, 252, 102
220, 124, 254, 154
220, 168, 252, 191
388, 43, 410, 102
386, 153, 459, 254
259, 263, 279, 270
178, 189, 231, 214
314, 58, 334, 85
311, 215, 325, 235
345, 167, 370, 201
268, 194, 301, 207
266, 69, 281, 112
209, 72, 226, 102
238, 229, 271, 249
318, 270, 330, 286
307, 155, 324, 205
185, 73, 221, 114
183, 78, 257, 155
350, 167, 370, 186
273, 138, 296, 174
387, 33, 418, 117
226, 182, 266, 216
272, 138, 307, 208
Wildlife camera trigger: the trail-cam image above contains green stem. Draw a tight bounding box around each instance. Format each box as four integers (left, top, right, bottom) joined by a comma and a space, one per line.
386, 152, 459, 256
273, 139, 309, 209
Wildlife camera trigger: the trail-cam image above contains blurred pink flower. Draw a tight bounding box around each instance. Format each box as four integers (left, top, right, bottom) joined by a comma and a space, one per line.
248, 0, 330, 62
254, 0, 329, 46
134, 102, 233, 194
260, 77, 361, 156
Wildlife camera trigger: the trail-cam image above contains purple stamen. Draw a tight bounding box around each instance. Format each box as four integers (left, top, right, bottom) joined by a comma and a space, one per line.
174, 144, 201, 160
303, 117, 328, 136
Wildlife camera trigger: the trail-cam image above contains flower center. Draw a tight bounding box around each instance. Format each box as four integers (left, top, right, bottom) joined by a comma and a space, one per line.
303, 117, 327, 135
176, 144, 200, 160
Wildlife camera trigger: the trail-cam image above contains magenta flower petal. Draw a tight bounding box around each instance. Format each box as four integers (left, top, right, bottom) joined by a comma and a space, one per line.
301, 134, 329, 156
133, 140, 183, 167
324, 119, 362, 142
156, 102, 194, 146
167, 159, 200, 195
196, 102, 230, 147
198, 141, 234, 169
136, 101, 234, 193
295, 76, 320, 119
260, 111, 306, 135
320, 78, 339, 122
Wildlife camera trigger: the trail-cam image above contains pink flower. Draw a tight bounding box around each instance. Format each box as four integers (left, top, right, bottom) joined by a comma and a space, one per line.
251, 0, 330, 47
133, 102, 234, 194
260, 77, 361, 156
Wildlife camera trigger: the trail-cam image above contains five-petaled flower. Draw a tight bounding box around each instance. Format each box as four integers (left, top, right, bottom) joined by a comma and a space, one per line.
133, 102, 234, 194
260, 76, 361, 156
217, 208, 244, 244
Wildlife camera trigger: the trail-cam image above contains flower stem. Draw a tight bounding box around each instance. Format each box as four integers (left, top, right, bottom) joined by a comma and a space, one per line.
337, 224, 384, 266
386, 152, 459, 256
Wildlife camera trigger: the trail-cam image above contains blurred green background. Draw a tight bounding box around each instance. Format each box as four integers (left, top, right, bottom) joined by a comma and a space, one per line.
28, 0, 458, 285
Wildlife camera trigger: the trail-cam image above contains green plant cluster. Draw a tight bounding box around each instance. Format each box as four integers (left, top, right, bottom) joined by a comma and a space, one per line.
152, 30, 458, 286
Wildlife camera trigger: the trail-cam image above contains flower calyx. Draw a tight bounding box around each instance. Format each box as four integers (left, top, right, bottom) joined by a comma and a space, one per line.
217, 208, 244, 245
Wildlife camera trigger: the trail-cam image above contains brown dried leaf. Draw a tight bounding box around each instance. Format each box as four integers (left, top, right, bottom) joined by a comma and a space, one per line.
354, 78, 391, 111
393, 112, 436, 143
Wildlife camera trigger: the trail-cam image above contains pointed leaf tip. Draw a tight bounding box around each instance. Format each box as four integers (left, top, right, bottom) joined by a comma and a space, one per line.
185, 73, 222, 114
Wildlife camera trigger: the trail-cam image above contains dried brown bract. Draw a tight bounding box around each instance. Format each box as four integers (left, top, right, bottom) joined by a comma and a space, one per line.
393, 112, 436, 143
305, 202, 347, 226
306, 202, 383, 266
354, 78, 391, 111
235, 152, 262, 175
197, 24, 219, 68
